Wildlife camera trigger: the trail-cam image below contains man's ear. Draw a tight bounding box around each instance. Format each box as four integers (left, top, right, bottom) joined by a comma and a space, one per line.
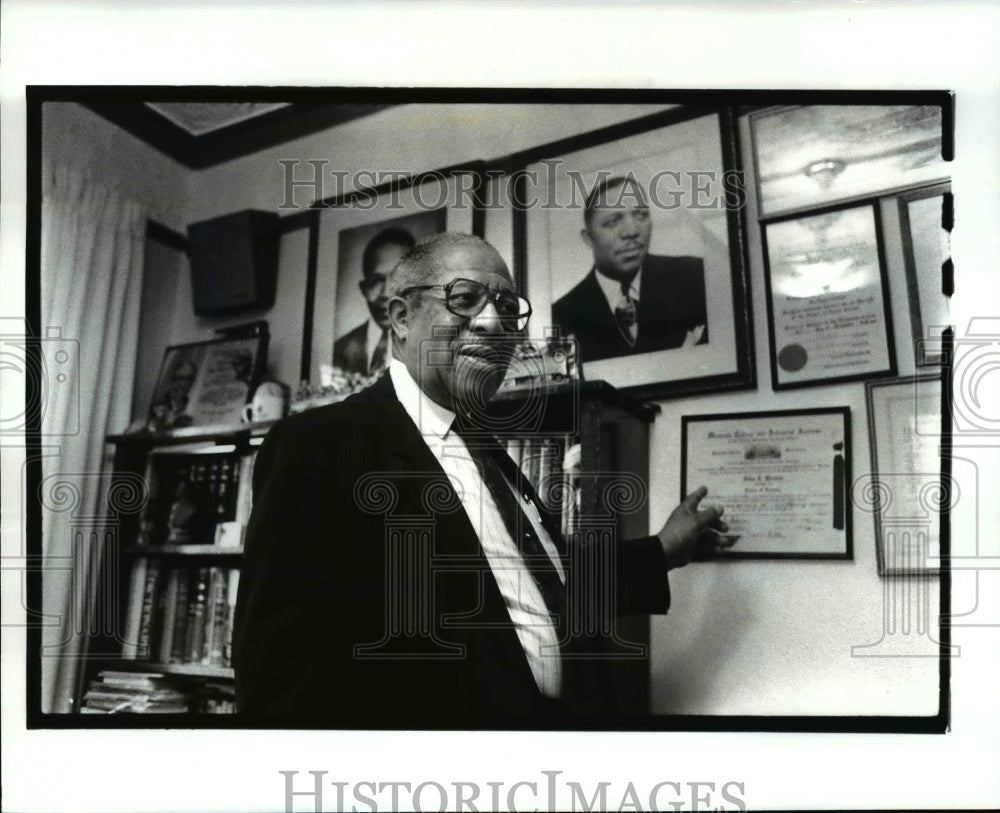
387, 297, 409, 341
580, 228, 594, 250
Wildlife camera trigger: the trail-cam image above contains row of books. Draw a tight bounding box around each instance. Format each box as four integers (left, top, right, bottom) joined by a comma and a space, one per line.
81, 671, 235, 715
122, 562, 240, 669
140, 448, 257, 547
501, 437, 583, 538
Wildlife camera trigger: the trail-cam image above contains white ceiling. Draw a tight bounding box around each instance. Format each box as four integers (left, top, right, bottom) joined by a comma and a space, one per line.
145, 102, 290, 135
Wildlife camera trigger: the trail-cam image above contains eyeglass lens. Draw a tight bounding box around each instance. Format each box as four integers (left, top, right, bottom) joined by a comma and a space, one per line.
447, 280, 528, 327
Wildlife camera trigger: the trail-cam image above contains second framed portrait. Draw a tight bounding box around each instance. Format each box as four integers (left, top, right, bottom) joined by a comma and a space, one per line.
519, 108, 754, 401
308, 169, 478, 384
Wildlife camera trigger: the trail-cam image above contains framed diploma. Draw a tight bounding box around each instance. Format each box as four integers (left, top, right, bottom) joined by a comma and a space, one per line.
762, 200, 897, 389
863, 374, 945, 577
681, 407, 852, 559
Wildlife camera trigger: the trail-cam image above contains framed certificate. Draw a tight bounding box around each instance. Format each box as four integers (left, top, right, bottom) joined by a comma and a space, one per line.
863, 374, 945, 576
681, 407, 852, 559
762, 200, 897, 389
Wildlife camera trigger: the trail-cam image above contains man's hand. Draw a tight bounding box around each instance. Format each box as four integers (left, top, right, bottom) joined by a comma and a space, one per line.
656, 486, 736, 570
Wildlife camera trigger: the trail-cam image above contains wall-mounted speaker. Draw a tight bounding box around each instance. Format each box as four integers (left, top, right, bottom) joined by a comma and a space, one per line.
187, 210, 280, 316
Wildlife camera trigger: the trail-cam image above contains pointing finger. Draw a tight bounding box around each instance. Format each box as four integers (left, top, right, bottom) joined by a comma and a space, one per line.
683, 486, 708, 510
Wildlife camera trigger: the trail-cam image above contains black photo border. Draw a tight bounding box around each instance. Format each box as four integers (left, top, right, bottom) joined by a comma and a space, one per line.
898, 182, 953, 368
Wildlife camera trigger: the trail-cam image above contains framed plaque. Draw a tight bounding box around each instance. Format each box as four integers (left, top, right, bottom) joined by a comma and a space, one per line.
762, 200, 896, 389
681, 407, 852, 559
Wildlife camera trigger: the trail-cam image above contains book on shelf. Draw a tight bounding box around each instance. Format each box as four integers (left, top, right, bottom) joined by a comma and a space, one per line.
122, 563, 241, 670
120, 559, 148, 660
204, 567, 229, 666
169, 569, 192, 663
141, 447, 257, 548
157, 568, 181, 664
184, 567, 211, 663
82, 671, 192, 714
135, 559, 162, 659
223, 569, 240, 667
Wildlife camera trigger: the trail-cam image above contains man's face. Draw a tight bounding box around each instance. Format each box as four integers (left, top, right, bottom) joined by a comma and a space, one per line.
360, 242, 409, 330
582, 188, 652, 281
392, 241, 518, 411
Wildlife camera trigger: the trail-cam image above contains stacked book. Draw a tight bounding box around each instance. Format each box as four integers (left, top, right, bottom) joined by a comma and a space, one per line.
81, 671, 191, 714
122, 564, 241, 669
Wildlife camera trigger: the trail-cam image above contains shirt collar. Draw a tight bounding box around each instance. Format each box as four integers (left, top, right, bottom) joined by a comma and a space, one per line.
388, 357, 456, 441
594, 265, 642, 309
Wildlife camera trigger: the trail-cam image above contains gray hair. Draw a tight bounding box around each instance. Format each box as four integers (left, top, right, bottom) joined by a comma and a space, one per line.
385, 232, 510, 305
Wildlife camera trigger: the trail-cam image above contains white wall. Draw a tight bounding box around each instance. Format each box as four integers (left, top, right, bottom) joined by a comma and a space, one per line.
144, 102, 942, 716
646, 119, 941, 713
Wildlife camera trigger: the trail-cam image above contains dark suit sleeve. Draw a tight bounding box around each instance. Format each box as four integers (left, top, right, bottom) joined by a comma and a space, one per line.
617, 535, 670, 614
525, 453, 671, 618
233, 419, 351, 721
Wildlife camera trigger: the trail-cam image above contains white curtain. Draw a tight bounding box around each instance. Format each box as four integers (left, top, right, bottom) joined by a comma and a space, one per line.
40, 163, 147, 713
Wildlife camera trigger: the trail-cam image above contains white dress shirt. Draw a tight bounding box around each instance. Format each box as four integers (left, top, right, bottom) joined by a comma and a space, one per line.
594, 265, 643, 313
388, 358, 565, 697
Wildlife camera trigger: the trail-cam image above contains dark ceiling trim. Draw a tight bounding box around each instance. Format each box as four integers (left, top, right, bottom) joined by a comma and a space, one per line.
41, 86, 951, 170
81, 100, 395, 169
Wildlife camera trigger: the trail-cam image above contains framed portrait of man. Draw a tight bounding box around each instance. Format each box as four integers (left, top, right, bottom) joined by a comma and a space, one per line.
520, 107, 754, 400
307, 169, 477, 383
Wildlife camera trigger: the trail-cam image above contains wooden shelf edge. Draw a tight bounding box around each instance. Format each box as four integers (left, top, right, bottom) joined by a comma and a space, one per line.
105, 660, 234, 680
123, 545, 244, 556
107, 420, 276, 446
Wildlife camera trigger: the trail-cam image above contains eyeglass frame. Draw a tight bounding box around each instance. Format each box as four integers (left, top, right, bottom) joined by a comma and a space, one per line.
395, 277, 532, 332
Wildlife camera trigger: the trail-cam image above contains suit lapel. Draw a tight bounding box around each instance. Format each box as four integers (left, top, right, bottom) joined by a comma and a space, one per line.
360, 375, 542, 696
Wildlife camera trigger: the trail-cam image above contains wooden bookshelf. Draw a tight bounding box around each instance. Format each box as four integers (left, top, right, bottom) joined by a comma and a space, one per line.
81, 380, 659, 719
77, 426, 261, 716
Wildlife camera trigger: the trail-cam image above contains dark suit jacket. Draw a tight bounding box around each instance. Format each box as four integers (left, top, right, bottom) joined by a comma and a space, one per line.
233, 373, 670, 727
332, 321, 371, 375
552, 254, 708, 363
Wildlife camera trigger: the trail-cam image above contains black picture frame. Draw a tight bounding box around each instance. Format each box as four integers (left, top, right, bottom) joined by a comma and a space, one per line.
681, 406, 852, 560
146, 333, 268, 431
511, 106, 755, 401
749, 104, 950, 220
863, 374, 945, 577
305, 163, 486, 384
761, 199, 897, 390
898, 183, 952, 367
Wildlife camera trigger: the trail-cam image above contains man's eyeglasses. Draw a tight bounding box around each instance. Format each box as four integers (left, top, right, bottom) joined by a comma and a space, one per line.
398, 278, 532, 332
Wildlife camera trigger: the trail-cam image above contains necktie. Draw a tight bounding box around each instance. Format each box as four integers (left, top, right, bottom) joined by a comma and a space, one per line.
369, 329, 389, 374
453, 427, 567, 623
614, 280, 638, 345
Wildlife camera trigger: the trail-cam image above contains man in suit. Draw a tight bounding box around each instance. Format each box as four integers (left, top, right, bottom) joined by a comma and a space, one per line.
234, 232, 731, 726
552, 176, 709, 363
333, 226, 416, 376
